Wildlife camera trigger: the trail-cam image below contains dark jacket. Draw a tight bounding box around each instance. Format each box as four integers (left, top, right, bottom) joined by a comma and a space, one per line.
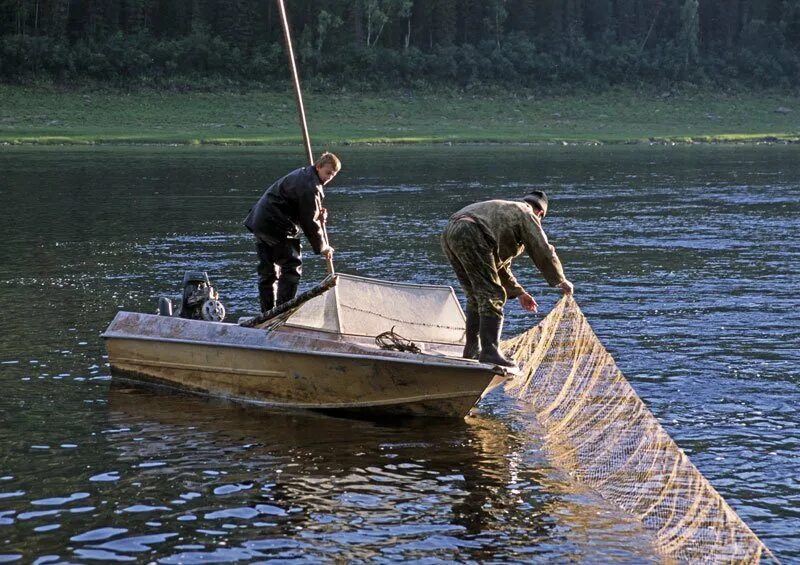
449, 200, 566, 297
244, 165, 327, 254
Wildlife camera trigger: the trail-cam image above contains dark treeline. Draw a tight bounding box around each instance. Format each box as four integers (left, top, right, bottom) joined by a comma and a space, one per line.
2, 0, 800, 89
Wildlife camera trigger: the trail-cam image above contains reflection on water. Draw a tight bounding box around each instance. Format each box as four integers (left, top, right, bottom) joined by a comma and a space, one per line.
1, 145, 798, 561
2, 386, 657, 562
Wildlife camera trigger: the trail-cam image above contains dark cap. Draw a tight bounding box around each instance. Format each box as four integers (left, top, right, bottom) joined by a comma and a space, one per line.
523, 190, 549, 217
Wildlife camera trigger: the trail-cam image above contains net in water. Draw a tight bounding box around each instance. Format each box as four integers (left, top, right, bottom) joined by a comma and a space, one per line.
502, 296, 777, 563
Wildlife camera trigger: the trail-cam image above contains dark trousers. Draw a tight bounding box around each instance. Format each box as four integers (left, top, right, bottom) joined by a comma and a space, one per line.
255, 237, 302, 313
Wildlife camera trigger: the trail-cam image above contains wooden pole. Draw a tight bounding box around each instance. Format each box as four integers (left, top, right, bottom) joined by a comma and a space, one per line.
276, 0, 334, 274
240, 275, 339, 328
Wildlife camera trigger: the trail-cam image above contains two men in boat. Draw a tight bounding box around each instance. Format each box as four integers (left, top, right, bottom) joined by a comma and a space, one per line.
441, 191, 574, 368
245, 152, 341, 314
243, 155, 570, 369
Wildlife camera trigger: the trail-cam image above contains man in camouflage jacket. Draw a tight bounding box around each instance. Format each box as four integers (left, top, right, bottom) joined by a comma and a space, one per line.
441, 190, 574, 368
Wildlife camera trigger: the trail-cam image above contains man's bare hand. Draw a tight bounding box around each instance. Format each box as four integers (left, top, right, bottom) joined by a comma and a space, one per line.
559, 280, 574, 295
321, 246, 334, 260
518, 292, 538, 313
319, 207, 328, 223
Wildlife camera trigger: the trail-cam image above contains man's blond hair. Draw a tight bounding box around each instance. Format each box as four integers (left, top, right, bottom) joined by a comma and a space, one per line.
315, 151, 341, 171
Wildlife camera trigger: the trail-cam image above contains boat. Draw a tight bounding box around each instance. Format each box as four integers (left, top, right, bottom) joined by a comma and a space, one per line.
103, 273, 509, 419
102, 2, 507, 419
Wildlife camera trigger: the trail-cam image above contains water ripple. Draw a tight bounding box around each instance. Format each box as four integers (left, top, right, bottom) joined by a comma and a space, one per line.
70, 527, 128, 542
1, 145, 798, 562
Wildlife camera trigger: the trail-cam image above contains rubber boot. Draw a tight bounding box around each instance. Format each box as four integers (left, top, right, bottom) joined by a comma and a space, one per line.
258, 284, 275, 315
462, 308, 480, 359
478, 315, 517, 368
276, 279, 300, 305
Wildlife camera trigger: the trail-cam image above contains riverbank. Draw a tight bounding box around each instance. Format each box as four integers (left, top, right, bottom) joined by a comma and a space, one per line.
1, 85, 799, 146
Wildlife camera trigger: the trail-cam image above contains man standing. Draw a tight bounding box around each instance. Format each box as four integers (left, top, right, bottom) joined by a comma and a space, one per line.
441, 190, 573, 368
245, 152, 341, 314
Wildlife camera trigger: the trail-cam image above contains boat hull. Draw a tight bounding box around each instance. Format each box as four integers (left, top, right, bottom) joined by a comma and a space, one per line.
103, 312, 504, 418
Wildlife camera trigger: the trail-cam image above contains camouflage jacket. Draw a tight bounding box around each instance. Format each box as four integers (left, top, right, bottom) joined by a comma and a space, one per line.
449, 199, 566, 297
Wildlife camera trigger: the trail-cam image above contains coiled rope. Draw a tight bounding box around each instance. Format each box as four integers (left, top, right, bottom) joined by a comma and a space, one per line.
375, 326, 422, 354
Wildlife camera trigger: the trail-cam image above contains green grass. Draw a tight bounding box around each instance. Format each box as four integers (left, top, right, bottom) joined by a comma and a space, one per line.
1, 85, 799, 146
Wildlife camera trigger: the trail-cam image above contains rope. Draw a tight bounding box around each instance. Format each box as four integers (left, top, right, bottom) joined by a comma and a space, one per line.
375, 326, 422, 354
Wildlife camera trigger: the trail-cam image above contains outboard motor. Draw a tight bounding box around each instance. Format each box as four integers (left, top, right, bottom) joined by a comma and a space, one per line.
157, 271, 226, 322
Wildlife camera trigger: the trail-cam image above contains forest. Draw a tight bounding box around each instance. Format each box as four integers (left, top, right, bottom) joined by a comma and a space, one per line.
1, 0, 800, 89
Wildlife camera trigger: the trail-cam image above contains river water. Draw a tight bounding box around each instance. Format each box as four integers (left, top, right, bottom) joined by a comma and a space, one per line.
0, 145, 798, 562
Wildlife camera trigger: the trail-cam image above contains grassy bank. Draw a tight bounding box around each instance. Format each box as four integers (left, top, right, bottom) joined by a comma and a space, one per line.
1, 85, 799, 146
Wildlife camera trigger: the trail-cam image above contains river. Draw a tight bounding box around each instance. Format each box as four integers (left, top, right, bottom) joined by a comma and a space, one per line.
0, 144, 798, 562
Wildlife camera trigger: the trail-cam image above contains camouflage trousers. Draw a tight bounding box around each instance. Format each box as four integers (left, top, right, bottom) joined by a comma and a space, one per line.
441, 219, 506, 319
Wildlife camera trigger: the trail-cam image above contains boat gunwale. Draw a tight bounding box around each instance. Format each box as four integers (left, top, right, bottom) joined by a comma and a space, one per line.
101, 331, 497, 373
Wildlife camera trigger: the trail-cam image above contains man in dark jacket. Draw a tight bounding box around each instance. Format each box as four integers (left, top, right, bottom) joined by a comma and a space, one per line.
244, 152, 341, 314
441, 190, 573, 368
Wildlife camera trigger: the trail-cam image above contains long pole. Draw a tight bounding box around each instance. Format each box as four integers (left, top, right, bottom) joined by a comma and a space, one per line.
276, 0, 334, 274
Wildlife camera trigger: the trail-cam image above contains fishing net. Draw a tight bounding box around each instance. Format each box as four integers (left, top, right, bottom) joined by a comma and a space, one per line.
285, 274, 466, 344
502, 296, 777, 563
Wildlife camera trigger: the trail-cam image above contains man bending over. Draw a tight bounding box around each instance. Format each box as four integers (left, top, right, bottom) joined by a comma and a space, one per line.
441, 190, 573, 368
